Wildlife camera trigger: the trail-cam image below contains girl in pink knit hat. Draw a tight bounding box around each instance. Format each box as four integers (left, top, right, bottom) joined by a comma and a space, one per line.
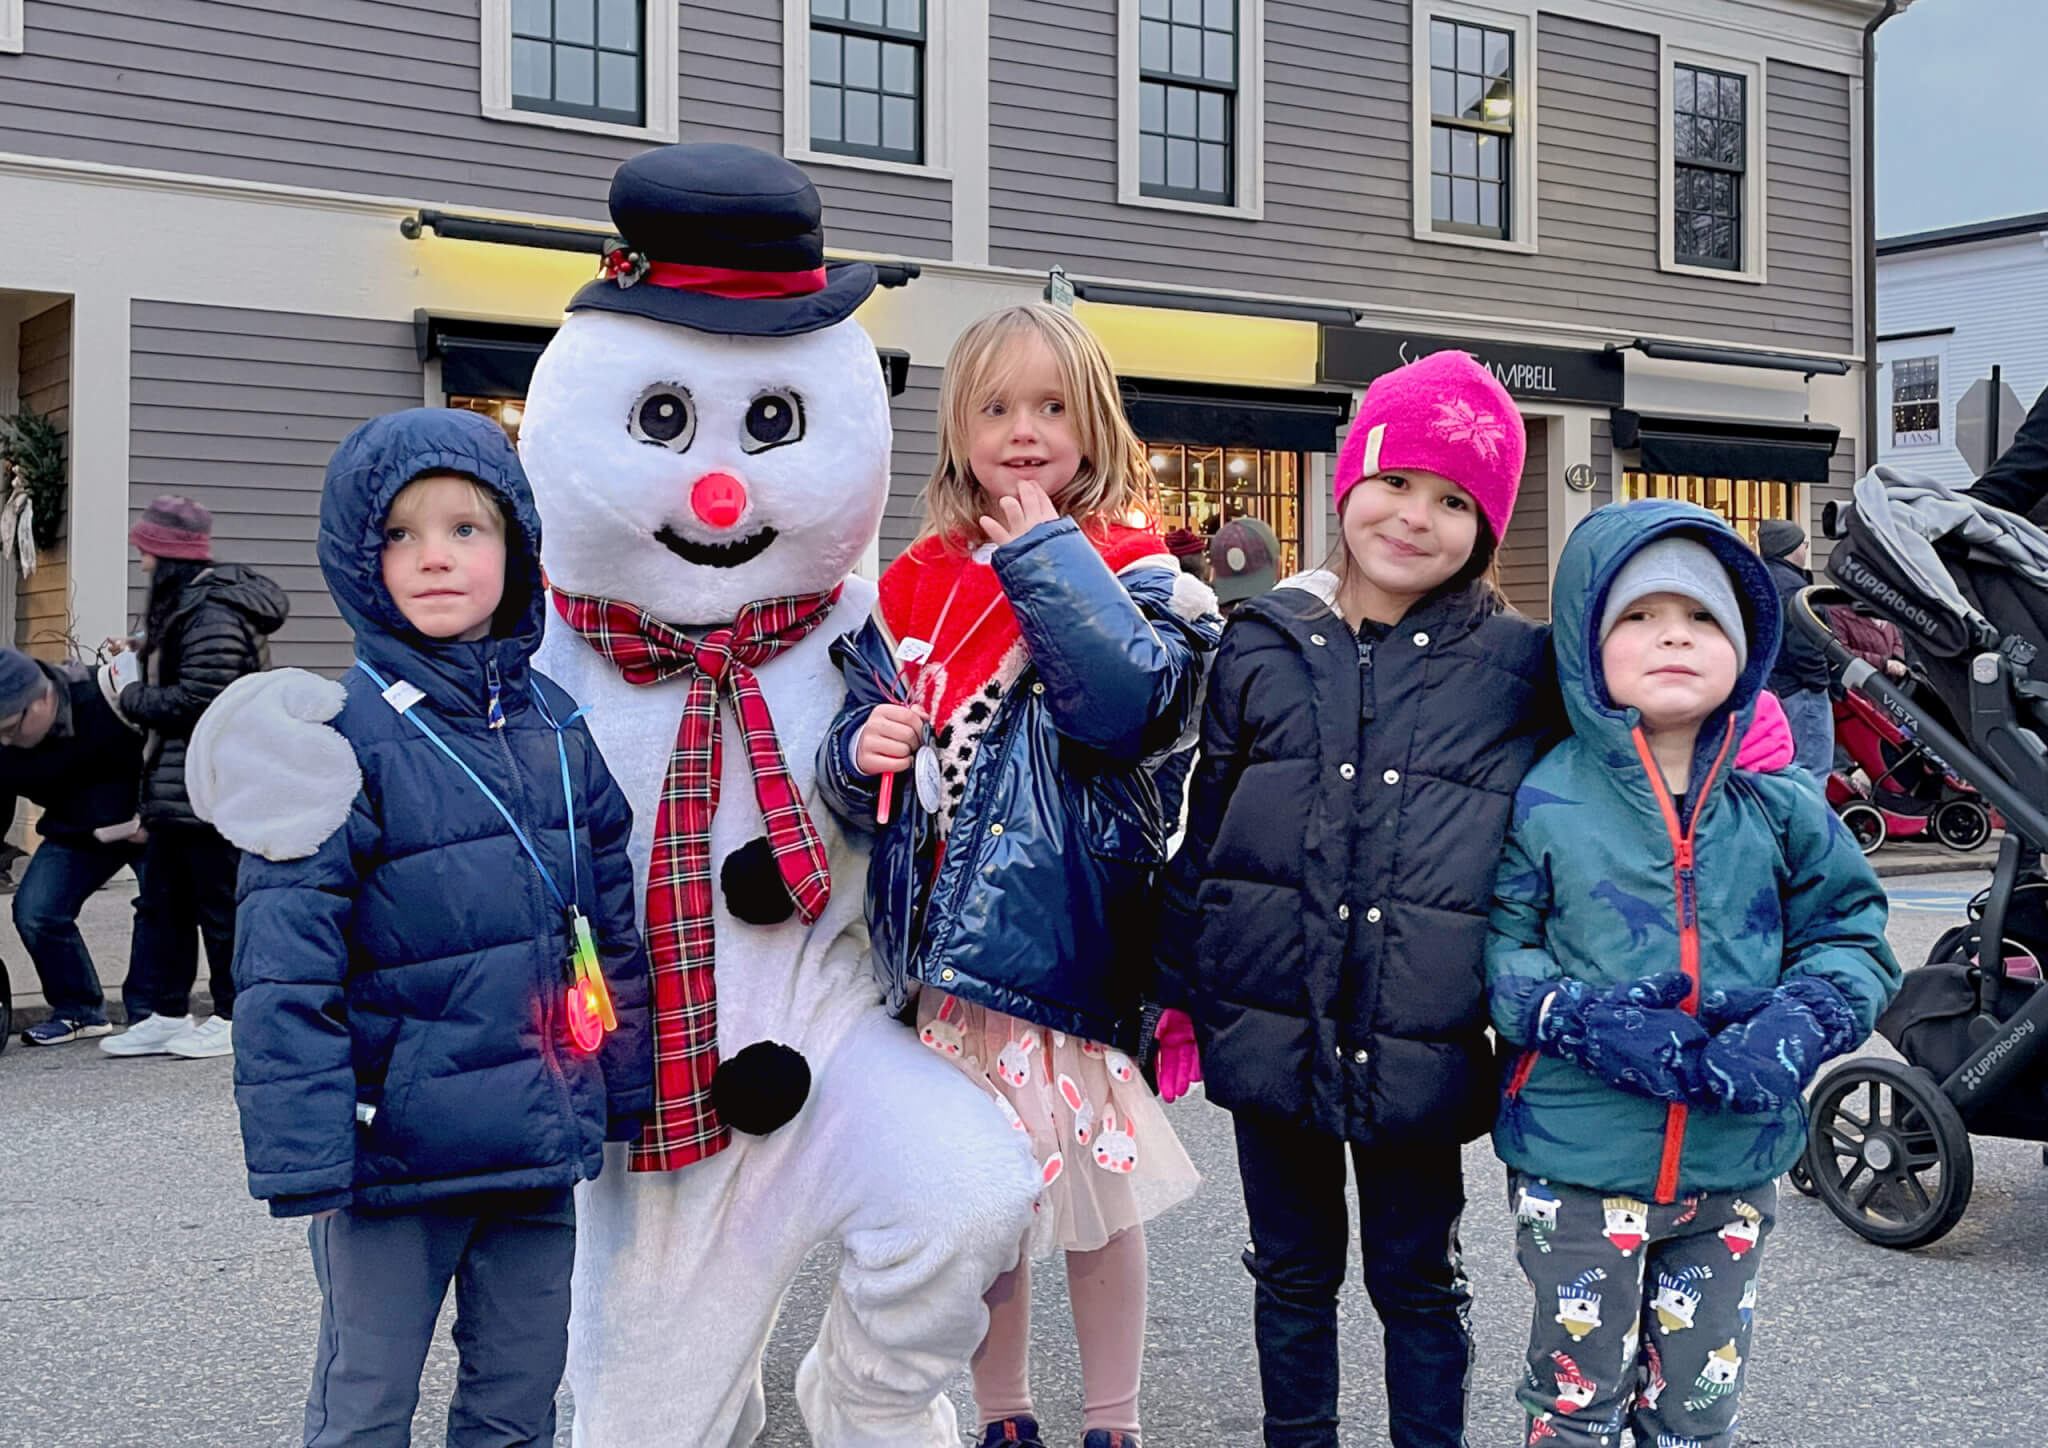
1155, 349, 1555, 1448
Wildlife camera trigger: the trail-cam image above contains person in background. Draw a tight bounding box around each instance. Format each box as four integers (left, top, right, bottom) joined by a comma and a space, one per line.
1827, 603, 1909, 683
1209, 516, 1282, 618
0, 647, 146, 1045
1166, 525, 1212, 584
1756, 519, 1833, 782
99, 496, 288, 1061
1966, 382, 2048, 518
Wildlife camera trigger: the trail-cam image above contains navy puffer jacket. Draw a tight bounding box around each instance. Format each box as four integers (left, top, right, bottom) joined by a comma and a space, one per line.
230, 409, 652, 1217
819, 519, 1221, 1049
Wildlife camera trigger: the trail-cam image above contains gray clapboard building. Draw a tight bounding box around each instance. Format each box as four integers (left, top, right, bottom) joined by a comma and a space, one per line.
0, 0, 1894, 667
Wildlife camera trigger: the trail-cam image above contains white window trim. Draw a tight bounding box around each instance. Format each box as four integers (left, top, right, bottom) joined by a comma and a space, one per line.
1658, 41, 1767, 285
1409, 0, 1538, 256
1116, 0, 1266, 222
1878, 338, 1950, 454
480, 0, 680, 144
782, 0, 953, 180
1, 0, 22, 54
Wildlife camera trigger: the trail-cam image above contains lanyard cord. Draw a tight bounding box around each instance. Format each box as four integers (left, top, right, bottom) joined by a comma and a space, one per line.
354, 660, 586, 915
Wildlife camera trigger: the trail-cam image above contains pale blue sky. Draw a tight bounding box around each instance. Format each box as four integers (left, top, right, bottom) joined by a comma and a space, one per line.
1877, 0, 2048, 238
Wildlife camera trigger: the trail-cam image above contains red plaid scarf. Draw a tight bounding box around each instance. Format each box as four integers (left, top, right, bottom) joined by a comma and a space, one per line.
551, 584, 842, 1173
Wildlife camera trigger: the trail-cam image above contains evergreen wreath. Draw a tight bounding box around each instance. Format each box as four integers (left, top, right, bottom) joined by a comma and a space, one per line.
0, 406, 66, 554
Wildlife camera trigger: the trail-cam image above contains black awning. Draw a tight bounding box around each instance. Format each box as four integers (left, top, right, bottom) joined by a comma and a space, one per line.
1610, 409, 1840, 485
418, 313, 912, 400
1120, 380, 1354, 452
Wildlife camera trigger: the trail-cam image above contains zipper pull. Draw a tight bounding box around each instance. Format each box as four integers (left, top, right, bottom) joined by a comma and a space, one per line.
1673, 837, 1694, 872
486, 658, 505, 730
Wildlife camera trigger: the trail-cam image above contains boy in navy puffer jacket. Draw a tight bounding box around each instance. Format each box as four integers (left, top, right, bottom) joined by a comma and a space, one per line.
229, 409, 652, 1448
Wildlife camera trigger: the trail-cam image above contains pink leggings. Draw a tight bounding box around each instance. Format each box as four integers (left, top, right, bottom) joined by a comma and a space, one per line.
972, 1224, 1147, 1435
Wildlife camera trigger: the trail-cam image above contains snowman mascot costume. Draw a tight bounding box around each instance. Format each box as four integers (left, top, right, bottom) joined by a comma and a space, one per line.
530, 143, 1039, 1448
190, 143, 1041, 1448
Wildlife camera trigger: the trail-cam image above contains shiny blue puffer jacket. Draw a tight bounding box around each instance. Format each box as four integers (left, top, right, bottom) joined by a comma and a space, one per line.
818, 519, 1221, 1049
230, 409, 653, 1217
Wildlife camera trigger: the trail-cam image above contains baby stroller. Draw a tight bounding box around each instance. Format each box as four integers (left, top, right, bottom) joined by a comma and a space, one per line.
1790, 467, 2048, 1248
1827, 669, 1997, 856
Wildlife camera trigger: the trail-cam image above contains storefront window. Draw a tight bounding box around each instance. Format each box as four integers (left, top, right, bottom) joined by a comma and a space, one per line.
452, 395, 525, 443
1621, 472, 1792, 549
1145, 442, 1303, 576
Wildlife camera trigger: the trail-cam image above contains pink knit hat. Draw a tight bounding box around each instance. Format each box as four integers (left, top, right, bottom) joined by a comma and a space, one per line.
1332, 350, 1527, 542
129, 494, 213, 561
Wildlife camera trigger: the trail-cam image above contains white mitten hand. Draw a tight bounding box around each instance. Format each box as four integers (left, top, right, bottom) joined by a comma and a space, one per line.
189, 669, 362, 861
106, 647, 141, 693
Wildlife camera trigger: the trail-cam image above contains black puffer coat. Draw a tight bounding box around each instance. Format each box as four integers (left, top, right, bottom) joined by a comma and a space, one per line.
1155, 572, 1557, 1145
122, 563, 289, 827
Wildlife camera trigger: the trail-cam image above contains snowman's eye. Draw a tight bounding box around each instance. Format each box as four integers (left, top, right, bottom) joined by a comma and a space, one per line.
629, 386, 696, 451
741, 390, 805, 454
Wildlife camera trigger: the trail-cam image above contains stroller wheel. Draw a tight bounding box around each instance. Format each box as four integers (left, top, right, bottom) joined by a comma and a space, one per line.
1804, 1058, 1973, 1249
1787, 1156, 1818, 1196
1933, 798, 1993, 853
1838, 801, 1888, 855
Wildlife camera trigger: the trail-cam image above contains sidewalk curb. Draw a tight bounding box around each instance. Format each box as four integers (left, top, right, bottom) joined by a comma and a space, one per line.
1871, 853, 1997, 880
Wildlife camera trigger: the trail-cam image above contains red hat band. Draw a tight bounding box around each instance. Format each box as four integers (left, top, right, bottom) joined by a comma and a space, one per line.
601, 248, 828, 300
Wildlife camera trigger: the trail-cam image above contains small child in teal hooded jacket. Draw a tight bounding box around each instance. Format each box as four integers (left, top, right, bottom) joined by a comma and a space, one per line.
1485, 500, 1899, 1447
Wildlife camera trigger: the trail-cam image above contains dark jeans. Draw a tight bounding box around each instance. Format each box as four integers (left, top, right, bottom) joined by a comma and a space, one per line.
122, 822, 240, 1022
1234, 1114, 1472, 1448
12, 835, 143, 1025
305, 1192, 576, 1448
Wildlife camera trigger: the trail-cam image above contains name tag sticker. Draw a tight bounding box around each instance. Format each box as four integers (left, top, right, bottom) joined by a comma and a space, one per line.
381, 679, 427, 714
893, 636, 933, 665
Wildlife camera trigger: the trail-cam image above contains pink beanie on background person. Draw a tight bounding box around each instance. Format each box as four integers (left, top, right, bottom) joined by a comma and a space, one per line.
1332, 349, 1527, 542
129, 494, 214, 561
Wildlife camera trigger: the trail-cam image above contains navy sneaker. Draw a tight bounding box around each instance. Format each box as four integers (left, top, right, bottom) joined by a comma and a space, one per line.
977, 1418, 1045, 1448
23, 1017, 113, 1046
1082, 1434, 1140, 1448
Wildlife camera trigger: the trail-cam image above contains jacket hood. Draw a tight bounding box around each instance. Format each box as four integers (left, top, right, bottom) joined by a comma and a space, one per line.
193, 564, 290, 635
318, 409, 545, 714
1551, 501, 1779, 804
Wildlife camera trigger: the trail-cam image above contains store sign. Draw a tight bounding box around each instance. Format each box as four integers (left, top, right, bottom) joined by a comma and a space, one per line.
1320, 327, 1625, 408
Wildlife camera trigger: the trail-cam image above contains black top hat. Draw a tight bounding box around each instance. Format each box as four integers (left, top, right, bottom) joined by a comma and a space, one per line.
567, 143, 877, 338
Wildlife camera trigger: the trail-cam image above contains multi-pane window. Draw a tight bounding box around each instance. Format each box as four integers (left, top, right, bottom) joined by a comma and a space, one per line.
1623, 473, 1791, 551
1891, 357, 1942, 447
1428, 18, 1514, 239
1674, 64, 1747, 269
810, 0, 926, 164
1147, 444, 1303, 577
1138, 0, 1238, 205
511, 0, 645, 127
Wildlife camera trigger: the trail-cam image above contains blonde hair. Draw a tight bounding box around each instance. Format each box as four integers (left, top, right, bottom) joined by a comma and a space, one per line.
919, 305, 1149, 549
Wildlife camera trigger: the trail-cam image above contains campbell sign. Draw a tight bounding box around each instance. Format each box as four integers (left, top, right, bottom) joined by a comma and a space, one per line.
1321, 326, 1625, 409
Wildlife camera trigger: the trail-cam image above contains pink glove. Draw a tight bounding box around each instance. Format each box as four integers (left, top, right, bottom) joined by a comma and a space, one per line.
1153, 1008, 1202, 1104
1737, 690, 1795, 773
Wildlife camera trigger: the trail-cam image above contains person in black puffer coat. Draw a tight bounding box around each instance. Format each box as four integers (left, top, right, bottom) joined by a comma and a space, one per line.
1156, 353, 1558, 1448
100, 495, 287, 1061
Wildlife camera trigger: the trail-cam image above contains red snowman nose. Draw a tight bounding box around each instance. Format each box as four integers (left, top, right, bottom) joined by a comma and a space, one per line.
690, 472, 749, 530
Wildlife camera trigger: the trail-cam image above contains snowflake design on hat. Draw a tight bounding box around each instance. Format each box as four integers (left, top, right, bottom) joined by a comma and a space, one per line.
1555, 1266, 1608, 1340
1684, 1340, 1744, 1412
1432, 396, 1510, 462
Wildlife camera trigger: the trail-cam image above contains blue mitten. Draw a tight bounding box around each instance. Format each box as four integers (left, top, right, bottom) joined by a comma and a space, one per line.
1527, 972, 1711, 1104
1700, 977, 1861, 1113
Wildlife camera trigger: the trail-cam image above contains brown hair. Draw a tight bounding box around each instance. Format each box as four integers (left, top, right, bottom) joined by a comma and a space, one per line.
1323, 483, 1508, 611
918, 305, 1148, 550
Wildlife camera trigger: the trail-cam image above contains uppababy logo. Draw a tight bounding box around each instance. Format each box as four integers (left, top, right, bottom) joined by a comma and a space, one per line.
1960, 1017, 2035, 1093
1834, 555, 1945, 639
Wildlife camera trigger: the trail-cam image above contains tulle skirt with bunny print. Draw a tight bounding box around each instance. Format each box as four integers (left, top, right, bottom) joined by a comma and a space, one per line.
916, 990, 1200, 1256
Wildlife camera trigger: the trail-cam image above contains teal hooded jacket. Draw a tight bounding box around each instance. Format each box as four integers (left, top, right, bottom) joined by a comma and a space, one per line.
1486, 500, 1901, 1202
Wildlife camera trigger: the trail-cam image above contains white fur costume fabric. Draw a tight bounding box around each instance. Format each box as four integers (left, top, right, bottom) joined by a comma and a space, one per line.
521, 313, 1040, 1447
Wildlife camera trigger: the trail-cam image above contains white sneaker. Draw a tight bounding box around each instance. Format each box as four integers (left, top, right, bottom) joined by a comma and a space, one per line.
99, 1013, 195, 1056
166, 1015, 235, 1060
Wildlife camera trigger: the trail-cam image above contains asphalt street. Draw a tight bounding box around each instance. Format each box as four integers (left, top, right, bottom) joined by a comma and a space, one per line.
4, 869, 2043, 1447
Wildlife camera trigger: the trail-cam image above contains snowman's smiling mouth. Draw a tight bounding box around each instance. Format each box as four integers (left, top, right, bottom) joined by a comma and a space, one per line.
655, 523, 779, 568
